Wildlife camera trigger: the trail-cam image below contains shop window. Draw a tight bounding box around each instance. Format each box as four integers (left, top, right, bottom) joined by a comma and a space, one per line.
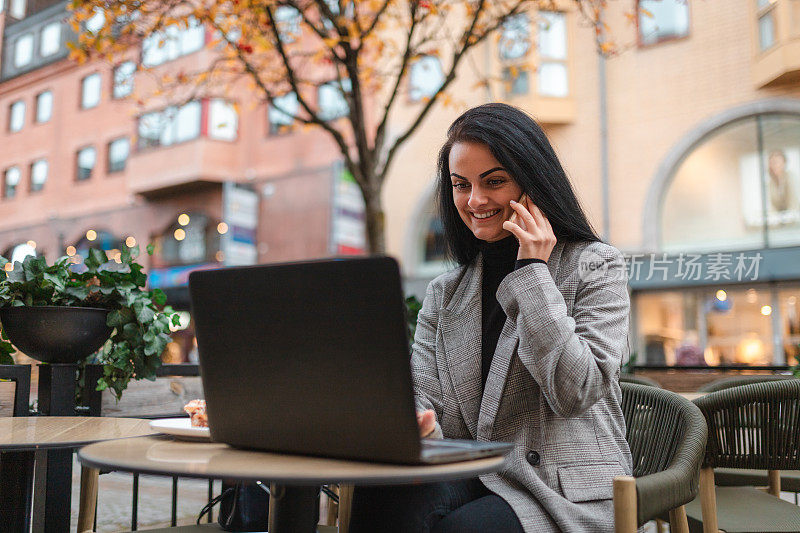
9, 242, 35, 264
107, 137, 130, 173
8, 100, 25, 132
409, 56, 444, 102
269, 91, 298, 134
35, 91, 53, 123
81, 73, 102, 109
638, 0, 690, 45
30, 159, 47, 192
40, 22, 61, 57
779, 287, 800, 365
208, 99, 238, 141
3, 166, 20, 199
158, 213, 220, 266
113, 61, 135, 99
14, 33, 33, 67
76, 146, 97, 181
73, 230, 123, 261
661, 114, 800, 252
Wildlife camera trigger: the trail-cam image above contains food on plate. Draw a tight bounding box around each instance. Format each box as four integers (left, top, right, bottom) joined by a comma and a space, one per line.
183, 399, 208, 428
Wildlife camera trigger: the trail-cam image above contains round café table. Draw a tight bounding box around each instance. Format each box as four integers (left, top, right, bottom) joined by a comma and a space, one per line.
0, 417, 156, 532
79, 435, 508, 532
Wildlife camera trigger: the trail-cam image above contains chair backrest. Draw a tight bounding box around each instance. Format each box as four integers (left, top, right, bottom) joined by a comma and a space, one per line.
697, 374, 795, 393
621, 382, 707, 525
694, 379, 800, 470
0, 364, 31, 417
620, 373, 661, 388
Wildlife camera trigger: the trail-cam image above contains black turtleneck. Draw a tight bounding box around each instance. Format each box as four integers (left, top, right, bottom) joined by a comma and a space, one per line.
479, 236, 546, 389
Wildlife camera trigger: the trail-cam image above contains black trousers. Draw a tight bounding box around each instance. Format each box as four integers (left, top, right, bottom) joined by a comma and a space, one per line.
349, 478, 525, 533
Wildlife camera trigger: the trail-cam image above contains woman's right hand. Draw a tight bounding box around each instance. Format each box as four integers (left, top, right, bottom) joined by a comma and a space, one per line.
416, 409, 436, 438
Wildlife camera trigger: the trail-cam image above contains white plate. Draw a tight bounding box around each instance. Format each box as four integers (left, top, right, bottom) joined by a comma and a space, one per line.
149, 418, 210, 441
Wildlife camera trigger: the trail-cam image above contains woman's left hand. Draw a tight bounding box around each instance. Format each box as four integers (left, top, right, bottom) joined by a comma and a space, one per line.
502, 197, 557, 262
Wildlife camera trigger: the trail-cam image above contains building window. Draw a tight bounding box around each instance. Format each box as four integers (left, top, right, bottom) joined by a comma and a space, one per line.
35, 91, 53, 123
409, 56, 444, 102
30, 159, 47, 192
76, 146, 97, 180
113, 61, 135, 99
502, 66, 529, 97
638, 0, 690, 46
137, 101, 201, 149
85, 7, 105, 33
141, 17, 205, 67
159, 213, 218, 266
498, 13, 530, 61
423, 216, 447, 264
756, 0, 777, 51
537, 12, 568, 97
318, 79, 350, 120
269, 92, 298, 134
208, 99, 238, 141
14, 33, 33, 67
275, 6, 301, 43
81, 73, 102, 109
40, 22, 61, 57
107, 137, 130, 173
8, 100, 25, 132
3, 166, 20, 199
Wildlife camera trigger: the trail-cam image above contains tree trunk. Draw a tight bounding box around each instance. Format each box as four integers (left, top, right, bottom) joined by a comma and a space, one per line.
362, 187, 386, 254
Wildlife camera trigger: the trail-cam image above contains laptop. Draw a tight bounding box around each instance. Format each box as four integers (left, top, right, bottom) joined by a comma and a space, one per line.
188, 256, 512, 464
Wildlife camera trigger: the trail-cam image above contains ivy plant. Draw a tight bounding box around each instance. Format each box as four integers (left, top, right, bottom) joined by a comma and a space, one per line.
0, 246, 178, 399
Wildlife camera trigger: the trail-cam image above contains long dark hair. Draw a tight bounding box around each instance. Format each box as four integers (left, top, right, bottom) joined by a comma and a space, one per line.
436, 103, 600, 265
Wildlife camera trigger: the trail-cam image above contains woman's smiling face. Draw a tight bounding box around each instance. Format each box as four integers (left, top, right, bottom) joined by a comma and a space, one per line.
449, 141, 523, 242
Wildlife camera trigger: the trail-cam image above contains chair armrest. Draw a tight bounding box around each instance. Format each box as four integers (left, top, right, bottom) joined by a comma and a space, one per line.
634, 467, 699, 526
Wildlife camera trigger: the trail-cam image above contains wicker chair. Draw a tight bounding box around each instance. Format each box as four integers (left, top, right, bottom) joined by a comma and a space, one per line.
615, 383, 707, 533
697, 375, 800, 499
619, 373, 661, 388
685, 380, 800, 532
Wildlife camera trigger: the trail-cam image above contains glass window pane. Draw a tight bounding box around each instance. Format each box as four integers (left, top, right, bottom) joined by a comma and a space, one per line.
108, 138, 129, 172
538, 12, 566, 60
318, 79, 350, 120
142, 32, 166, 67
180, 18, 205, 54
778, 287, 800, 366
639, 0, 690, 45
759, 11, 776, 51
36, 91, 52, 123
77, 147, 96, 180
209, 99, 238, 141
113, 61, 135, 98
761, 115, 800, 247
538, 62, 568, 97
138, 111, 164, 148
409, 56, 444, 102
14, 34, 33, 67
9, 0, 24, 19
661, 118, 766, 252
40, 22, 61, 57
499, 13, 530, 60
275, 6, 301, 43
4, 166, 20, 198
175, 101, 201, 143
30, 159, 47, 191
503, 66, 529, 96
269, 92, 298, 133
82, 73, 101, 109
85, 8, 105, 33
705, 286, 774, 366
423, 216, 447, 263
9, 100, 25, 132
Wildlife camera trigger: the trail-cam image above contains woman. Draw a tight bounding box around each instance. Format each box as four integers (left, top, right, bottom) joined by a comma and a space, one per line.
351, 103, 632, 533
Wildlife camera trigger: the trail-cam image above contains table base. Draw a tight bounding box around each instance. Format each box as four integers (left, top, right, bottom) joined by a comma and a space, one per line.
268, 484, 320, 533
0, 451, 34, 533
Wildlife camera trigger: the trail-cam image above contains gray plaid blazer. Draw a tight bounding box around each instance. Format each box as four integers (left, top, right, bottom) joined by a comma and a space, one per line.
412, 240, 633, 533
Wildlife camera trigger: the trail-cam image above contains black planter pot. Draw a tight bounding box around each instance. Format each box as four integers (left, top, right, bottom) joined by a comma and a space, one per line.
0, 306, 112, 364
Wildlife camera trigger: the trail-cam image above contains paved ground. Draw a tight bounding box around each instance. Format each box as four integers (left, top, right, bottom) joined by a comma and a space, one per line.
69, 455, 220, 531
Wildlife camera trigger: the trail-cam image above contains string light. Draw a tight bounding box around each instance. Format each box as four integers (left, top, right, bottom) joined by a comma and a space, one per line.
174, 228, 186, 241
217, 222, 229, 235
125, 236, 136, 248
86, 230, 97, 241
178, 214, 190, 226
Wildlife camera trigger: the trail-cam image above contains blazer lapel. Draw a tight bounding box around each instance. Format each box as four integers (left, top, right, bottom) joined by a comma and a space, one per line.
440, 260, 483, 440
